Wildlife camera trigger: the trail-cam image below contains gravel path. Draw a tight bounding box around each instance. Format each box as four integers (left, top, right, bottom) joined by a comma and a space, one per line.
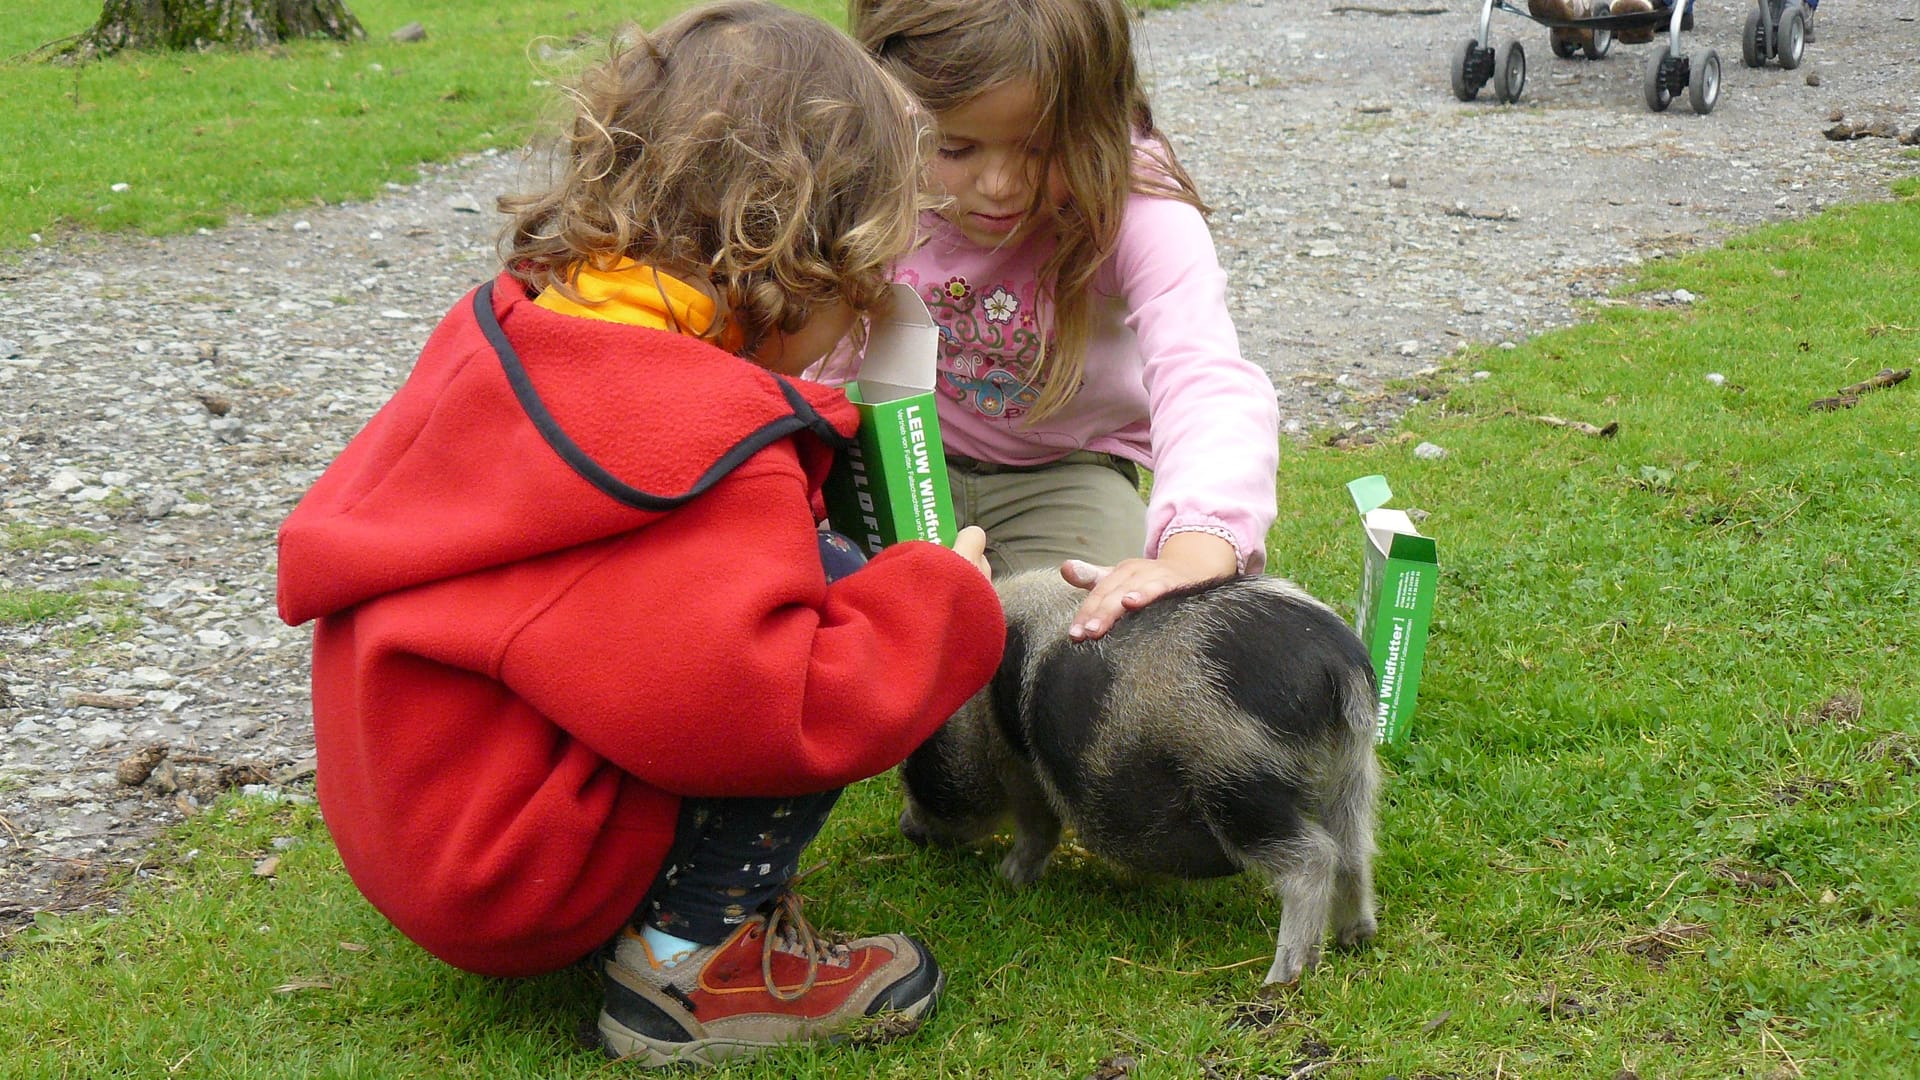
2, 0, 1916, 932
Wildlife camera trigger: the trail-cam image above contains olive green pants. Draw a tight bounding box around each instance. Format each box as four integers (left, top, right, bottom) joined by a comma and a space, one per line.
945, 452, 1147, 578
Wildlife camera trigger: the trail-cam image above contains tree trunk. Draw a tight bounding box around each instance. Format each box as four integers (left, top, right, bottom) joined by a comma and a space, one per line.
84, 0, 365, 55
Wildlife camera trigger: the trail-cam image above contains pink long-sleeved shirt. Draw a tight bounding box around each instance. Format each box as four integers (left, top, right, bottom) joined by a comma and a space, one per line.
859, 194, 1280, 573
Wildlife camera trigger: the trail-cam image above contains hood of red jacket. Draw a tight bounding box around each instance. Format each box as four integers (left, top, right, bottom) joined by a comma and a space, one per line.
277, 274, 858, 625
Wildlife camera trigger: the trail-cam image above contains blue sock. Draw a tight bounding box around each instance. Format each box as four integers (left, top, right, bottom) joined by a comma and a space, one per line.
638, 922, 702, 968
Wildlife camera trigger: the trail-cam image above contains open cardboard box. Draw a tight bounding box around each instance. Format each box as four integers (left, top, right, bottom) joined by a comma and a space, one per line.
1348, 475, 1438, 744
822, 283, 958, 554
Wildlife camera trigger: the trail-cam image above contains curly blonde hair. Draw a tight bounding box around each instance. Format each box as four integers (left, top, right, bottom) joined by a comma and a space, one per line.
500, 1, 929, 356
851, 0, 1206, 421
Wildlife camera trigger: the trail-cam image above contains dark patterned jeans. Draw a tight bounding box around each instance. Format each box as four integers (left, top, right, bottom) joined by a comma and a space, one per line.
636, 530, 867, 944
639, 789, 844, 943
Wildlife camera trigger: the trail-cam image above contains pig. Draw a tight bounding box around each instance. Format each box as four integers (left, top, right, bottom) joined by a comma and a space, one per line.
898, 569, 1381, 985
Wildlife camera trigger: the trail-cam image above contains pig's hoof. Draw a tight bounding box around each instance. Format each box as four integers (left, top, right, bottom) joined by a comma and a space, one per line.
897, 812, 931, 847
998, 850, 1049, 886
1336, 917, 1377, 950
1263, 945, 1321, 986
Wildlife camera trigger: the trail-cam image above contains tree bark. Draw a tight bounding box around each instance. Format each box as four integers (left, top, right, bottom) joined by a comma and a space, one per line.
84, 0, 365, 55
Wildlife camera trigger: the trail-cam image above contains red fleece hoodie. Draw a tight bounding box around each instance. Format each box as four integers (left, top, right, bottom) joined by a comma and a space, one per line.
277, 274, 1005, 977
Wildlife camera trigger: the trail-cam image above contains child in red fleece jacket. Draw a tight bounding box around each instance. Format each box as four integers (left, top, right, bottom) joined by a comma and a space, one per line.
274, 1, 1003, 1066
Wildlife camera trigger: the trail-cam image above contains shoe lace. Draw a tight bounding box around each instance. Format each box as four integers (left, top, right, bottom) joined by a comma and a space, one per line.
760, 891, 851, 1002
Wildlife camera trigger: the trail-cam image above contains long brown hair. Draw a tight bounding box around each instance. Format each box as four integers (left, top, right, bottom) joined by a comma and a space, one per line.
851, 0, 1205, 420
500, 0, 929, 356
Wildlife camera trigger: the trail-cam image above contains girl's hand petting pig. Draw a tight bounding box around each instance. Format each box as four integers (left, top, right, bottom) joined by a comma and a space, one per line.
1062, 532, 1238, 641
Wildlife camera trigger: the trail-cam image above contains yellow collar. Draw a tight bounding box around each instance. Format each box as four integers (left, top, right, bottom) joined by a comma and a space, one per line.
535, 260, 739, 349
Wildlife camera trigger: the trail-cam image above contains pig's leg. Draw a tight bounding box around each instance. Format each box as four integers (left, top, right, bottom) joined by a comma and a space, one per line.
1244, 823, 1339, 986
998, 770, 1062, 886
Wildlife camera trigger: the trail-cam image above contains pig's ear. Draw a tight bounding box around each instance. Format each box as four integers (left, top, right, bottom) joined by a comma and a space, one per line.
989, 620, 1029, 727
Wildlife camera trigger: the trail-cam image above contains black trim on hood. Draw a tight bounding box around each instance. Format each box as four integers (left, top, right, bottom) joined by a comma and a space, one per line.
474, 280, 853, 512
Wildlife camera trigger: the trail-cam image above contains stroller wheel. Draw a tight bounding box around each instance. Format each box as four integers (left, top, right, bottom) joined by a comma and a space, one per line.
1451, 37, 1483, 101
1584, 27, 1614, 59
1688, 48, 1721, 114
1495, 39, 1527, 103
1776, 3, 1806, 68
1643, 45, 1673, 111
1742, 7, 1766, 67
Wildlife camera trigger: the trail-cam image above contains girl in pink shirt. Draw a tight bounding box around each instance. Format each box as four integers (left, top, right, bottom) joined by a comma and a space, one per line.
850, 0, 1281, 641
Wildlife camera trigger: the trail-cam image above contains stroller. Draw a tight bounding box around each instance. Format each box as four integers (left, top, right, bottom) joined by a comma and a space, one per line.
1449, 0, 1813, 115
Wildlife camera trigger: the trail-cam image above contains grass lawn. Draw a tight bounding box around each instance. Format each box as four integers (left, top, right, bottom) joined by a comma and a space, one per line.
4, 3, 1918, 1078
0, 0, 850, 247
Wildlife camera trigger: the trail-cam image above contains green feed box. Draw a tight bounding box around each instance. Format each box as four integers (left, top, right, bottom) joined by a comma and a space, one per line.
1348, 475, 1438, 744
823, 283, 957, 555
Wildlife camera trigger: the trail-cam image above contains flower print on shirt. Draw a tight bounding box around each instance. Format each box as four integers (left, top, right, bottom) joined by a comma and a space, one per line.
923, 274, 1044, 422
940, 277, 973, 311
982, 287, 1018, 324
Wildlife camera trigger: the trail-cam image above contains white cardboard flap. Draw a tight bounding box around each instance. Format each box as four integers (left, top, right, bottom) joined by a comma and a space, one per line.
1363, 508, 1421, 555
857, 282, 940, 403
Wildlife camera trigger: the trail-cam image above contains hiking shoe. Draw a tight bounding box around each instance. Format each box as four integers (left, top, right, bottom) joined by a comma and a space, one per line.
596, 893, 945, 1067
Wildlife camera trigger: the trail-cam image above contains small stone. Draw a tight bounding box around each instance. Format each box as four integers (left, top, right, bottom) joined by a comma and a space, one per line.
292, 220, 311, 232
1805, 71, 1821, 87
448, 193, 485, 214
1706, 372, 1726, 385
1672, 288, 1697, 304
147, 759, 180, 794
1387, 174, 1408, 189
194, 629, 234, 648
390, 21, 426, 43
77, 720, 129, 749
111, 182, 130, 193
143, 491, 181, 520
1413, 441, 1447, 460
129, 667, 177, 689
